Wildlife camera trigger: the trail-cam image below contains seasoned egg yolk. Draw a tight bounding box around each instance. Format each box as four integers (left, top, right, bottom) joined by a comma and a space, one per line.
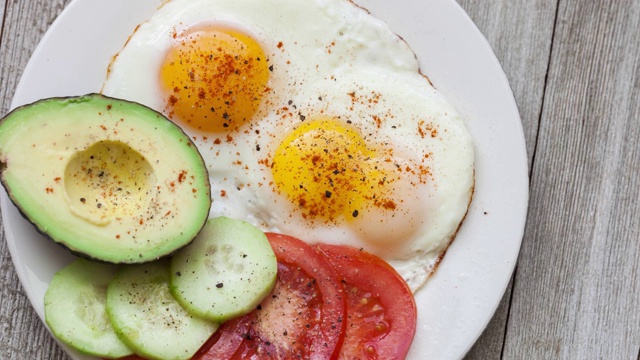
160, 27, 270, 133
271, 118, 406, 225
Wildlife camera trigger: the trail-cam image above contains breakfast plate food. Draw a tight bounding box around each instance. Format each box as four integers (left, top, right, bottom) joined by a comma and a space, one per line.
1, 0, 528, 358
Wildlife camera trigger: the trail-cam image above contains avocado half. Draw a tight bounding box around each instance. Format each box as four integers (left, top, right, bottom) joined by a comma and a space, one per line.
0, 94, 211, 263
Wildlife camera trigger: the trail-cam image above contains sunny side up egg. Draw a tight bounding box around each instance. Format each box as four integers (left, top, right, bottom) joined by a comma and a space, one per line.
101, 0, 475, 292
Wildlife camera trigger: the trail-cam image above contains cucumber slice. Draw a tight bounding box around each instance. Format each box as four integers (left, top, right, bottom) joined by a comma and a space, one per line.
44, 259, 133, 359
106, 260, 218, 360
170, 216, 278, 322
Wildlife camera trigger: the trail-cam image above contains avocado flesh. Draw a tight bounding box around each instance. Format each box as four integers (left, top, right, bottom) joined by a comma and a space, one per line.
0, 94, 211, 263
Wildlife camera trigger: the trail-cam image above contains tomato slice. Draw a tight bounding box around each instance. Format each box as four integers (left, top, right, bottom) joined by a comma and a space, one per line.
113, 237, 415, 360
316, 244, 417, 360
197, 232, 347, 359
192, 313, 254, 359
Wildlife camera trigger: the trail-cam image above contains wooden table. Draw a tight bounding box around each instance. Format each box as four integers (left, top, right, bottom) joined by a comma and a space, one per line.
1, 0, 639, 359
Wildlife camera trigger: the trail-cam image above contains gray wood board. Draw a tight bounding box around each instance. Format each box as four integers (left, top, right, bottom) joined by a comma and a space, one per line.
504, 0, 640, 358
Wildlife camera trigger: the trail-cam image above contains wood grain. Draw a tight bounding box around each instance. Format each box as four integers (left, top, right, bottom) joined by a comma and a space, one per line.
0, 1, 5, 37
456, 0, 558, 169
504, 0, 640, 358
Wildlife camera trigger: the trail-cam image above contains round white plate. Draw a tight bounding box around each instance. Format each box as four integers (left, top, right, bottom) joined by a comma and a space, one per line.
2, 0, 528, 359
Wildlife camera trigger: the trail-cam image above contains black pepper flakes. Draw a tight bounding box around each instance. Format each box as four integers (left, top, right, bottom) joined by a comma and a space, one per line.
216, 283, 224, 288
352, 210, 359, 217
325, 191, 332, 198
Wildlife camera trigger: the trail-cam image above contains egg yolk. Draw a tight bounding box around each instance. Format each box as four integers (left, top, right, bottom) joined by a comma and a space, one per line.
271, 118, 405, 224
160, 27, 270, 133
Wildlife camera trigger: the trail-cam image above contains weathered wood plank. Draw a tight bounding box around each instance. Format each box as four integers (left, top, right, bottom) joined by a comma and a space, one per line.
455, 0, 558, 358
0, 0, 72, 358
456, 0, 558, 170
0, 1, 5, 36
0, 0, 70, 113
504, 0, 640, 358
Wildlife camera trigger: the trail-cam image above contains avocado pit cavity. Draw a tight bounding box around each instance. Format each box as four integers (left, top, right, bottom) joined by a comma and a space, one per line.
64, 140, 157, 225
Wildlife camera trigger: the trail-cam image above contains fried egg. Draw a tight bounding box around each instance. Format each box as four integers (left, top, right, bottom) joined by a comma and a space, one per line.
101, 0, 475, 291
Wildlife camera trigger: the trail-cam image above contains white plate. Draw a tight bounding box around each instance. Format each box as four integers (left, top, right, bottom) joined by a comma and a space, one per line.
2, 0, 528, 358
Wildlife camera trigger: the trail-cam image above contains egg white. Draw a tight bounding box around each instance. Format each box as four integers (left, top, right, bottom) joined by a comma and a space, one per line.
102, 0, 474, 291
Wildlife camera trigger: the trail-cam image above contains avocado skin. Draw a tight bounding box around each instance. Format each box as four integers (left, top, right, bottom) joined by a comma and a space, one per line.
0, 94, 212, 264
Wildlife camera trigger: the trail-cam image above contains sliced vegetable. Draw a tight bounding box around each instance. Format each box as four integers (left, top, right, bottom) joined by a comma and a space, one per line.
192, 313, 255, 359
316, 244, 417, 360
0, 94, 211, 264
170, 217, 277, 322
79, 232, 417, 360
106, 260, 218, 360
44, 259, 133, 359
199, 232, 347, 359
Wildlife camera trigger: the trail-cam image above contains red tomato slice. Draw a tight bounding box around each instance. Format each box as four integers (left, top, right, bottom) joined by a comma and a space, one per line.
193, 313, 255, 359
316, 244, 417, 360
197, 232, 347, 359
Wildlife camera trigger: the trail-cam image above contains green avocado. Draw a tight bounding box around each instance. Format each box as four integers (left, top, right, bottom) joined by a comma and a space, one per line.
0, 94, 211, 263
